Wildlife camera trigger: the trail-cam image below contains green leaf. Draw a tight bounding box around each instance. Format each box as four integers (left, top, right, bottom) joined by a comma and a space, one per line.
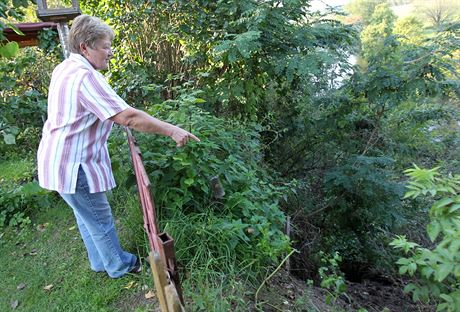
420, 266, 434, 279
4, 21, 24, 36
437, 303, 449, 311
403, 190, 418, 199
435, 197, 455, 209
3, 133, 16, 145
440, 294, 453, 303
399, 265, 408, 275
436, 303, 449, 312
448, 203, 460, 213
184, 178, 194, 186
0, 41, 19, 59
407, 262, 417, 276
427, 221, 441, 242
403, 283, 417, 294
436, 263, 454, 282
454, 265, 460, 278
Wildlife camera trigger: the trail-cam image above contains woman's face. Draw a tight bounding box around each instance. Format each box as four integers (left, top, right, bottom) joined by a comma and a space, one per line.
81, 37, 113, 70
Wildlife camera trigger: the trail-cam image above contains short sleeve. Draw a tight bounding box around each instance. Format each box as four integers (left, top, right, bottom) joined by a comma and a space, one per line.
79, 71, 130, 121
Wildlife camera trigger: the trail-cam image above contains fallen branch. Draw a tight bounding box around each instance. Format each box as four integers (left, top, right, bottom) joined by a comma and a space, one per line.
254, 248, 298, 310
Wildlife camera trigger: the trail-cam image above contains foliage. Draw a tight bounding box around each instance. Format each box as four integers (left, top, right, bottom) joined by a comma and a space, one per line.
344, 0, 383, 25
81, 0, 357, 120
393, 15, 425, 45
318, 251, 348, 307
80, 0, 191, 105
0, 41, 60, 152
0, 0, 33, 58
360, 3, 396, 59
0, 159, 53, 228
37, 28, 61, 56
280, 8, 458, 276
0, 0, 59, 148
108, 90, 293, 273
322, 156, 405, 265
0, 1, 458, 309
390, 166, 460, 311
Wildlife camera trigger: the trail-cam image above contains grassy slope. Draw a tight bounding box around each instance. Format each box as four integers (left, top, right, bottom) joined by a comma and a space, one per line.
0, 194, 157, 312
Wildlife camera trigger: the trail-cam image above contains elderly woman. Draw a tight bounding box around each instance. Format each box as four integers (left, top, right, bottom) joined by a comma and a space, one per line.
37, 15, 199, 278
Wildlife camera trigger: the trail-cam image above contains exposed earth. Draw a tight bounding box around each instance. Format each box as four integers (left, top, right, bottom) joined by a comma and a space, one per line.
251, 269, 434, 312
114, 268, 434, 311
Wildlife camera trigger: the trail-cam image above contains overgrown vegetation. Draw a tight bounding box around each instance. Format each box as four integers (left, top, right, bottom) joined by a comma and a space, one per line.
1, 0, 459, 310
391, 166, 460, 312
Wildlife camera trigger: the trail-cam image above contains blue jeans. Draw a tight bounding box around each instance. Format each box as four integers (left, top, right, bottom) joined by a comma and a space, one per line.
60, 167, 137, 278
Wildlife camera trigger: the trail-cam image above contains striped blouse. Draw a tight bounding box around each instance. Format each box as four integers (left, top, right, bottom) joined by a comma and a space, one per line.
37, 53, 129, 194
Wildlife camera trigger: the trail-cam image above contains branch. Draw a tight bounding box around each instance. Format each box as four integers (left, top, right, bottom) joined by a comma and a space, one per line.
254, 248, 298, 309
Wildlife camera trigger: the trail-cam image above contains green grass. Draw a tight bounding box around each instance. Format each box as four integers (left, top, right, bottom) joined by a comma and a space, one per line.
0, 159, 35, 183
0, 198, 157, 312
0, 159, 35, 182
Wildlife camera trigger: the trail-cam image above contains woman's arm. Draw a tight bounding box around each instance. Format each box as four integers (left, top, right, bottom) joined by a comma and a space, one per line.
110, 107, 199, 147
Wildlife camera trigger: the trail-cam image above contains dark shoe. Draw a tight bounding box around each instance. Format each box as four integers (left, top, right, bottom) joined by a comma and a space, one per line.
129, 259, 142, 274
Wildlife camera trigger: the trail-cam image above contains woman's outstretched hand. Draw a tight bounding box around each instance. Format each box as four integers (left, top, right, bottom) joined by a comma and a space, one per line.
170, 126, 200, 147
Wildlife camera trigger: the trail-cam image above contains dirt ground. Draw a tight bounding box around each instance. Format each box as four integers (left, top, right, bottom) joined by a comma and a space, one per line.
114, 268, 435, 312
255, 268, 435, 312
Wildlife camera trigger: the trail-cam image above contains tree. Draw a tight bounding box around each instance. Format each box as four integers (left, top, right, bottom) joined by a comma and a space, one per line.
344, 0, 385, 25
360, 3, 396, 59
414, 0, 460, 28
393, 15, 425, 45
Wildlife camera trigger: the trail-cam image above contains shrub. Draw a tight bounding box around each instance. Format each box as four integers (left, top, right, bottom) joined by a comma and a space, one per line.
390, 166, 460, 312
109, 91, 293, 275
0, 160, 54, 228
0, 47, 59, 156
322, 155, 405, 267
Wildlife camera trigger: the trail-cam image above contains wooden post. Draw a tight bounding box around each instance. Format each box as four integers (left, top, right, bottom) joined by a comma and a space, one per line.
149, 252, 184, 312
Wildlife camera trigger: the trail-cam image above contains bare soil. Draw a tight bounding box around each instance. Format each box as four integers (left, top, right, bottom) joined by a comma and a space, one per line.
113, 268, 435, 311
253, 268, 435, 312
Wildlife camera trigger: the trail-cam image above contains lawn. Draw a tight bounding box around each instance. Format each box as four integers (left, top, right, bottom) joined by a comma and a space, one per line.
0, 185, 158, 312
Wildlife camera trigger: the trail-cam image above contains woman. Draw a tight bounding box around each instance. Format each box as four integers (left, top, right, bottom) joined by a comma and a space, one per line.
37, 15, 199, 278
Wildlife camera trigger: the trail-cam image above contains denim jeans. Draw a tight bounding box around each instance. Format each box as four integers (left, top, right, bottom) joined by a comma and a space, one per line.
60, 167, 137, 278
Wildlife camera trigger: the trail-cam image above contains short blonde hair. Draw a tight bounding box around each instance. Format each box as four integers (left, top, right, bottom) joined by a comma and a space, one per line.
68, 15, 114, 54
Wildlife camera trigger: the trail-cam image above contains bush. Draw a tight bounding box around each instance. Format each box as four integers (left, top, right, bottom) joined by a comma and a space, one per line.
109, 91, 293, 275
0, 47, 59, 156
0, 159, 54, 228
321, 155, 405, 267
390, 166, 460, 312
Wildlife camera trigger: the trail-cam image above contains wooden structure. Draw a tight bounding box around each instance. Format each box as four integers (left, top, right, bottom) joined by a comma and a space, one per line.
3, 22, 57, 48
35, 0, 82, 57
126, 127, 185, 312
36, 0, 81, 22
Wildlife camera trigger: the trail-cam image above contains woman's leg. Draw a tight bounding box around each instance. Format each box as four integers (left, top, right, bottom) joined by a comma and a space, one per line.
73, 211, 105, 272
60, 167, 137, 278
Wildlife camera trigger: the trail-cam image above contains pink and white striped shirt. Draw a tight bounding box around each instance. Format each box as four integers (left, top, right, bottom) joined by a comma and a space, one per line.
37, 53, 129, 194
